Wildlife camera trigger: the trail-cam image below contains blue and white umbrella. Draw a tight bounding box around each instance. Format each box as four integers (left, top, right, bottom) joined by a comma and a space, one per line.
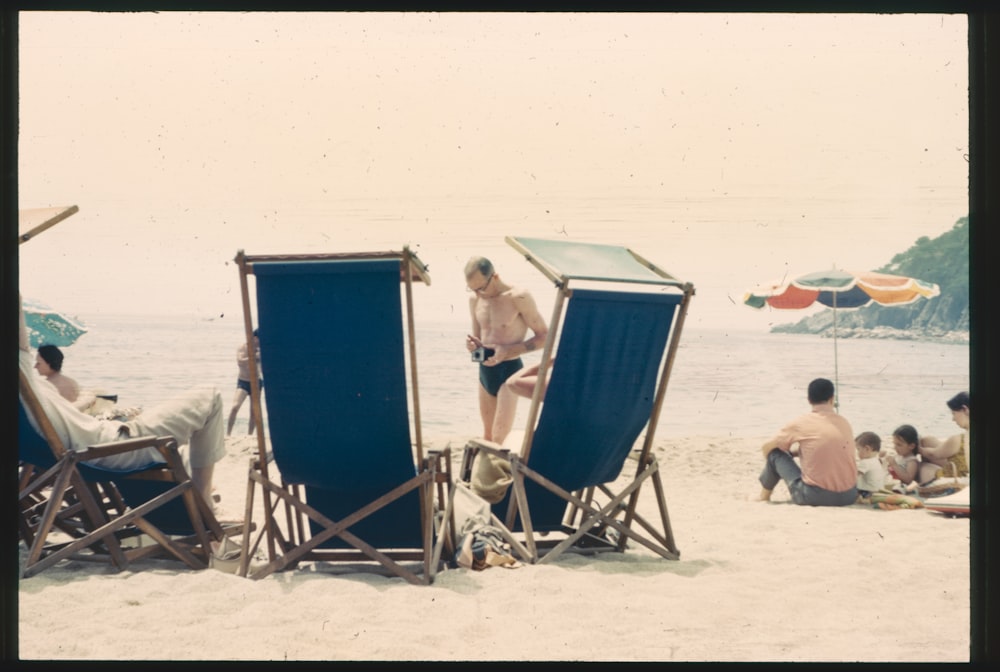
23, 297, 88, 348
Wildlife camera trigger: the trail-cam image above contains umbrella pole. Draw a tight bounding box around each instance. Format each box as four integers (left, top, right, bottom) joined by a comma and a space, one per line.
833, 294, 839, 411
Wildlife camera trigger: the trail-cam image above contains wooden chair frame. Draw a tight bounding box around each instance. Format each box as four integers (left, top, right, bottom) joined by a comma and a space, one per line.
18, 369, 231, 577
460, 237, 694, 564
239, 448, 454, 583
234, 248, 455, 583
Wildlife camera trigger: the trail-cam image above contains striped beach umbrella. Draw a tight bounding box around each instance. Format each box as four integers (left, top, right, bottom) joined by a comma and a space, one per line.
22, 297, 88, 348
743, 269, 941, 407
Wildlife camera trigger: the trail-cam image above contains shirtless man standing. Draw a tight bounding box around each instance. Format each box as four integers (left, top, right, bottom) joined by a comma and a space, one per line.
464, 256, 548, 443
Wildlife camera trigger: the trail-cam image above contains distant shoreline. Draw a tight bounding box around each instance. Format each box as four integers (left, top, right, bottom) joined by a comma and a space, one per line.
771, 325, 970, 345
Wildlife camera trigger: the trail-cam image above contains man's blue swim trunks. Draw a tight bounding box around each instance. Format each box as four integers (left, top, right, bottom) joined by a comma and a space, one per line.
237, 378, 263, 394
479, 358, 524, 397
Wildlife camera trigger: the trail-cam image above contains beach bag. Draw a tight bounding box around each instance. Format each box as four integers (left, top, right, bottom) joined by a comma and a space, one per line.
455, 525, 519, 571
918, 479, 967, 499
451, 484, 519, 570
470, 451, 513, 504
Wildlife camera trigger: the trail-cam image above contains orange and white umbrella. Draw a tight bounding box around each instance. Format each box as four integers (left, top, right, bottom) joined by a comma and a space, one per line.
744, 269, 941, 408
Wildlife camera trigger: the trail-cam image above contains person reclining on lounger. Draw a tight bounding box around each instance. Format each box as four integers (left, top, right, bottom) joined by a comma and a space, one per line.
755, 377, 858, 506
18, 293, 226, 508
33, 344, 97, 412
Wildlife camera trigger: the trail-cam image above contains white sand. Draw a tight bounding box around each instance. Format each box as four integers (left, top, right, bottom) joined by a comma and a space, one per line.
18, 434, 970, 662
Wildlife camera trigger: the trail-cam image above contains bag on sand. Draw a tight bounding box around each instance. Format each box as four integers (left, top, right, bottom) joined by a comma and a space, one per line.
455, 525, 520, 571
470, 451, 513, 504
451, 483, 519, 570
917, 480, 967, 499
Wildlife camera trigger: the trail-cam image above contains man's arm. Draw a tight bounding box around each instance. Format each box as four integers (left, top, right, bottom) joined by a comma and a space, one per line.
466, 296, 481, 352
761, 435, 795, 458
72, 390, 97, 412
761, 437, 781, 458
509, 290, 548, 357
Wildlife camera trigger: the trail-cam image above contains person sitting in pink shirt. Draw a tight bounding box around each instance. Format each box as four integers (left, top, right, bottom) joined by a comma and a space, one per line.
756, 377, 858, 506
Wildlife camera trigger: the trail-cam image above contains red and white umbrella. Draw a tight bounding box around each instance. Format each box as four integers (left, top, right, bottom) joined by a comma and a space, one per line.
744, 268, 941, 407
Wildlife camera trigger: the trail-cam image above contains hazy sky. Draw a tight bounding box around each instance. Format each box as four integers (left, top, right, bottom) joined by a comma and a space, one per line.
17, 11, 968, 332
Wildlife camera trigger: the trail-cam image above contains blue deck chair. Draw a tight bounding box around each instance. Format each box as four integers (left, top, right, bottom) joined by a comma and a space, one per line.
235, 248, 454, 583
461, 237, 694, 564
18, 370, 230, 577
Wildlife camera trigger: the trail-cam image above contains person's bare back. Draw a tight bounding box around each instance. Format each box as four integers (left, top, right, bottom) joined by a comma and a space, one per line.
48, 371, 80, 403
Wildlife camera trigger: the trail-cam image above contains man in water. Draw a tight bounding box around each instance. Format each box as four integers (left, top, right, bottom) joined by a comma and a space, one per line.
464, 256, 548, 444
755, 377, 858, 506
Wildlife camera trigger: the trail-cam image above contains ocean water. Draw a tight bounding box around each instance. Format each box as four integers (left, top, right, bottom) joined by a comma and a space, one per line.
58, 311, 969, 447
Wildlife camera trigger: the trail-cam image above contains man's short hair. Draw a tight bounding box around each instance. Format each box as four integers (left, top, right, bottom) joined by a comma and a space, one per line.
464, 256, 494, 279
855, 431, 881, 451
946, 391, 970, 412
37, 344, 64, 372
807, 377, 835, 405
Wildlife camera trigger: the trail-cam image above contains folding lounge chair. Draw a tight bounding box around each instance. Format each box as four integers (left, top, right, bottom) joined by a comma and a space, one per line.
235, 248, 454, 583
18, 370, 233, 577
461, 236, 694, 564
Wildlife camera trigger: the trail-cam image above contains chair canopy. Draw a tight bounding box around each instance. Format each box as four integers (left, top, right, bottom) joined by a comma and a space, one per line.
506, 236, 684, 287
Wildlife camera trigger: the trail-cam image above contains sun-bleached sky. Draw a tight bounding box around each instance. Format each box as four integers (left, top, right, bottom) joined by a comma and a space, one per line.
17, 11, 968, 331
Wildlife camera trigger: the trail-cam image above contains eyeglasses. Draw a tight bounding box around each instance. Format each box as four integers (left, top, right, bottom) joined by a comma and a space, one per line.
467, 273, 494, 294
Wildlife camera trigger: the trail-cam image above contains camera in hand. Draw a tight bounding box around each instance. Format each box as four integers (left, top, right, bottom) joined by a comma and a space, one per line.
471, 346, 496, 363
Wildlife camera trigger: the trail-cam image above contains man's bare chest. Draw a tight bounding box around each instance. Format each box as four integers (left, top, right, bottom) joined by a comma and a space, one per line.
475, 298, 522, 331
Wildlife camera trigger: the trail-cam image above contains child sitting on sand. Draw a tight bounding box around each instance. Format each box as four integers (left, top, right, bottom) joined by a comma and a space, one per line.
855, 431, 887, 502
886, 424, 921, 490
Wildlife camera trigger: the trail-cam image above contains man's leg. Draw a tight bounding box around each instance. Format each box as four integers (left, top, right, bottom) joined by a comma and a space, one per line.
491, 383, 519, 446
227, 388, 248, 436
247, 400, 256, 435
190, 465, 215, 504
758, 449, 802, 502
479, 384, 498, 441
491, 364, 542, 445
125, 386, 227, 502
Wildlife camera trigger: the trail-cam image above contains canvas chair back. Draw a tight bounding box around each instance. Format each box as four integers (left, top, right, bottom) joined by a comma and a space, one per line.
251, 257, 424, 549
507, 289, 682, 530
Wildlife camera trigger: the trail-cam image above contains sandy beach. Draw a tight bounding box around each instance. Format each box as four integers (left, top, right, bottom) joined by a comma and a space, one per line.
17, 432, 970, 662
